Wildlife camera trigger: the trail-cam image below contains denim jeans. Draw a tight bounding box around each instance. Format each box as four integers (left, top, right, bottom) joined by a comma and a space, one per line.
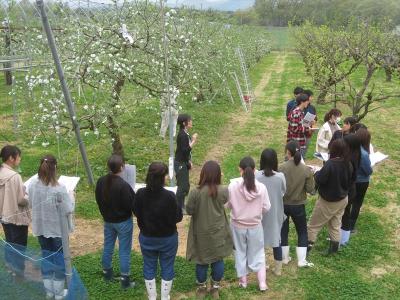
273, 247, 282, 261
38, 236, 65, 280
281, 204, 308, 247
102, 218, 133, 276
2, 223, 28, 275
139, 232, 178, 281
196, 260, 224, 283
349, 182, 369, 230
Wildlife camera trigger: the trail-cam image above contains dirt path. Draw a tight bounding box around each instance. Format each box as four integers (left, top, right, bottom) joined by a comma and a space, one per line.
191, 52, 288, 184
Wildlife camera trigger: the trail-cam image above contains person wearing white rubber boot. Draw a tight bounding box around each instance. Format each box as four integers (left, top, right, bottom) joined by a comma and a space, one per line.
227, 157, 271, 291
133, 162, 183, 300
28, 155, 74, 299
279, 141, 315, 268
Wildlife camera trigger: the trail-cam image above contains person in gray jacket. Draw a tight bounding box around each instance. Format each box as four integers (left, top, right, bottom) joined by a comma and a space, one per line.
256, 148, 286, 276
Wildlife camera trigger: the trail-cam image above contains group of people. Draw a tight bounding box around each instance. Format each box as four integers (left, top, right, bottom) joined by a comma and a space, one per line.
0, 146, 73, 299
0, 88, 375, 300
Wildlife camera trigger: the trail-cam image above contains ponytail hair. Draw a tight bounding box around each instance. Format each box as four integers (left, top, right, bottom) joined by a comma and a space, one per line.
177, 113, 192, 130
239, 156, 256, 192
145, 162, 168, 191
259, 148, 278, 177
286, 140, 302, 166
38, 154, 58, 186
104, 154, 125, 202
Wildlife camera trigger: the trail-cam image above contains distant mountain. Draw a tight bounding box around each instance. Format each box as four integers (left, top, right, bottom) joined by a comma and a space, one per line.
166, 0, 254, 11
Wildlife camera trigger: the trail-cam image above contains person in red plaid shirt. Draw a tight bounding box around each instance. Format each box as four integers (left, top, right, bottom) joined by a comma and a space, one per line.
287, 94, 313, 158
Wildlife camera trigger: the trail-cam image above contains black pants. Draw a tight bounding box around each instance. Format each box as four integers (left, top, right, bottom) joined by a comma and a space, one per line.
281, 204, 308, 247
349, 182, 370, 230
341, 183, 356, 231
273, 247, 282, 261
174, 161, 190, 209
2, 223, 28, 274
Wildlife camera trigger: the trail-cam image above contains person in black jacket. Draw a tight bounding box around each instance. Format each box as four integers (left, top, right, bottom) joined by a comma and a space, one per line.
95, 154, 135, 289
134, 162, 183, 300
174, 114, 198, 210
307, 139, 352, 254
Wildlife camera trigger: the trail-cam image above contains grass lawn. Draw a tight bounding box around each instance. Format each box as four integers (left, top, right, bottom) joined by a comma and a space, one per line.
1, 31, 399, 298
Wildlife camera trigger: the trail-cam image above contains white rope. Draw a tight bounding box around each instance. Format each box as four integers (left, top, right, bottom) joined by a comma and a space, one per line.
0, 237, 62, 262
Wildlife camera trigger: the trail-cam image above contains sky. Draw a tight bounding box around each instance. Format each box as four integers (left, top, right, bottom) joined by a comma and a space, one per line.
162, 0, 255, 11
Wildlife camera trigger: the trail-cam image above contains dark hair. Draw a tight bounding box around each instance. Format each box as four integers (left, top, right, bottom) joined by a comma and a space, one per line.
350, 123, 367, 133
104, 154, 125, 201
286, 140, 302, 166
38, 154, 58, 186
303, 89, 313, 98
295, 94, 309, 105
324, 108, 342, 122
0, 145, 21, 163
146, 162, 168, 191
239, 156, 256, 192
355, 128, 371, 153
198, 160, 221, 198
294, 87, 303, 95
259, 148, 278, 177
177, 114, 192, 130
344, 133, 361, 169
343, 116, 357, 127
329, 139, 349, 160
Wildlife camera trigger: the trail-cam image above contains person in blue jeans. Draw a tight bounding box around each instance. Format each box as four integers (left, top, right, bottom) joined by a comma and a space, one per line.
133, 162, 183, 300
29, 154, 74, 299
95, 154, 135, 289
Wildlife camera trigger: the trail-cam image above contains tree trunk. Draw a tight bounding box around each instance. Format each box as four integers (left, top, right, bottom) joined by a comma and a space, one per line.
384, 67, 392, 82
4, 29, 12, 85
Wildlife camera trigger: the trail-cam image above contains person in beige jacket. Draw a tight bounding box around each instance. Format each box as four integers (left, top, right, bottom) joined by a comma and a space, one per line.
0, 145, 30, 277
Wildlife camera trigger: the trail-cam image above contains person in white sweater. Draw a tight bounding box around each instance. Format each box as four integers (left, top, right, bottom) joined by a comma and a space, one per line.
29, 155, 74, 300
316, 109, 342, 153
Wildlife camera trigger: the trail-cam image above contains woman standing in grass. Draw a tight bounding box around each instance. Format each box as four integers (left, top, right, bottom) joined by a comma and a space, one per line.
227, 156, 270, 291
349, 128, 373, 233
186, 160, 233, 299
256, 149, 286, 276
134, 162, 182, 300
279, 141, 315, 267
29, 154, 74, 299
174, 113, 198, 211
307, 139, 353, 254
95, 154, 135, 289
316, 108, 342, 154
0, 145, 30, 279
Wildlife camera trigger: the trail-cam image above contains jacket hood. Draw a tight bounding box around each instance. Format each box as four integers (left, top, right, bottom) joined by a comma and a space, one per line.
0, 164, 18, 185
236, 178, 262, 202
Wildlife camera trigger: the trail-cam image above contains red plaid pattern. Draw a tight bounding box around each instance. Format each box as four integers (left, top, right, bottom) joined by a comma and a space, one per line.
287, 107, 310, 148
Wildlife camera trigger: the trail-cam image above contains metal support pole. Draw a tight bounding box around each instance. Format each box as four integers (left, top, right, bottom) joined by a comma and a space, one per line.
160, 0, 175, 186
56, 194, 73, 291
36, 0, 94, 185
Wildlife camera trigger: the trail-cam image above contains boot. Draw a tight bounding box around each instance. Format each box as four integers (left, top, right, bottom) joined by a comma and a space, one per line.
238, 275, 247, 288
210, 280, 220, 299
281, 246, 291, 264
53, 279, 65, 300
145, 279, 157, 300
296, 247, 314, 267
102, 268, 113, 281
196, 281, 208, 299
340, 229, 351, 246
43, 278, 54, 299
161, 279, 173, 300
121, 275, 135, 289
327, 241, 339, 255
273, 260, 282, 276
257, 268, 268, 291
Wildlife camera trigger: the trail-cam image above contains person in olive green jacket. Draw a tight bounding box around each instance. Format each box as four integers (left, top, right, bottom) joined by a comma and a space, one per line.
186, 161, 233, 300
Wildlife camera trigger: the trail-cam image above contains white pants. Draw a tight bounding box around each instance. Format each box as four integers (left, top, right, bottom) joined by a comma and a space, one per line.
231, 224, 265, 278
160, 108, 178, 138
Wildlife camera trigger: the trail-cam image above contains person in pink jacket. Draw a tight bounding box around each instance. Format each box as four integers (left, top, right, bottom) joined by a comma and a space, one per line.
227, 156, 271, 291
